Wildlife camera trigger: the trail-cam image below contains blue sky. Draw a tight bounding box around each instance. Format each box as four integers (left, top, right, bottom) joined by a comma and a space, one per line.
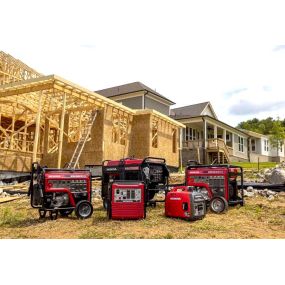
1, 0, 285, 126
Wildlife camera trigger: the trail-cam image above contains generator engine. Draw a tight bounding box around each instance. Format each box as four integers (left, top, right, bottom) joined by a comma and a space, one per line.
165, 186, 206, 221
107, 181, 146, 220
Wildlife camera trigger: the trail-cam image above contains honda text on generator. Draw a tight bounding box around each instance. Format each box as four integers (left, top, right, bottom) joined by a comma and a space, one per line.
185, 163, 244, 213
107, 181, 146, 220
102, 157, 169, 209
165, 186, 206, 221
29, 162, 93, 220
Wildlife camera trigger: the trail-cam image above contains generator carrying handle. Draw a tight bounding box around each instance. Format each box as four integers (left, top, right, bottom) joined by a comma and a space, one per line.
142, 157, 166, 164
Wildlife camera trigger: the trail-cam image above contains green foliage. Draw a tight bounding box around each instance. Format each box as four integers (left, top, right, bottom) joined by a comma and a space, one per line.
237, 117, 284, 135
0, 207, 26, 226
269, 119, 285, 155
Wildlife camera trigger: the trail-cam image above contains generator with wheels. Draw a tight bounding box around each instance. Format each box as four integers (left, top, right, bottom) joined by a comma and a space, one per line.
185, 163, 244, 214
28, 162, 93, 220
107, 181, 146, 220
165, 186, 206, 220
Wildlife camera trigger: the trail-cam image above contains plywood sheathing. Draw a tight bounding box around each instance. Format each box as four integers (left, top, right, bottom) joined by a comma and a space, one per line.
102, 105, 133, 161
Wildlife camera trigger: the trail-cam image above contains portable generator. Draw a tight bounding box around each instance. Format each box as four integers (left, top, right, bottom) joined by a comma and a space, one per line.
165, 186, 206, 220
107, 181, 146, 220
102, 157, 169, 209
29, 162, 93, 220
186, 163, 244, 213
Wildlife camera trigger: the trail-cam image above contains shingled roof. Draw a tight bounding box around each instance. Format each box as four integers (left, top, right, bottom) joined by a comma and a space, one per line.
96, 81, 175, 105
170, 102, 217, 119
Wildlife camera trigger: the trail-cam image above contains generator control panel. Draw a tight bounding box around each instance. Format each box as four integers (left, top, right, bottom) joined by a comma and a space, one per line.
189, 175, 225, 195
114, 188, 142, 202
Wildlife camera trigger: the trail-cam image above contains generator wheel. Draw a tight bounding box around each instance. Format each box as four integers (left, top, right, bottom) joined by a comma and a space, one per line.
103, 198, 108, 210
59, 209, 73, 217
209, 197, 228, 213
75, 201, 93, 219
39, 209, 47, 219
49, 210, 58, 220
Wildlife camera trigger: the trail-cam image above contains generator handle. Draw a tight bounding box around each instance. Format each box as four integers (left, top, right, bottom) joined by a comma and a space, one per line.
102, 160, 111, 166
142, 157, 166, 164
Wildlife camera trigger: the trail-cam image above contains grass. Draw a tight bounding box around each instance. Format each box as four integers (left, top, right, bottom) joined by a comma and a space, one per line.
232, 162, 277, 170
0, 194, 284, 239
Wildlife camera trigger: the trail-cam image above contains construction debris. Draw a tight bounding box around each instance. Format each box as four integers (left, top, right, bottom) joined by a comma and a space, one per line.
244, 186, 279, 200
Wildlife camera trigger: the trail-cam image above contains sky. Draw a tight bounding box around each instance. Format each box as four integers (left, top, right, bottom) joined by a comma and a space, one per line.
1, 0, 285, 127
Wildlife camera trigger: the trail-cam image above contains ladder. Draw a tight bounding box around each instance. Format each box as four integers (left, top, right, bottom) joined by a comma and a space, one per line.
66, 110, 98, 169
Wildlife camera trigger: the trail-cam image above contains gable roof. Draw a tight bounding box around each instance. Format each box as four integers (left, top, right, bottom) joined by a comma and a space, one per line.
170, 102, 217, 119
96, 81, 175, 105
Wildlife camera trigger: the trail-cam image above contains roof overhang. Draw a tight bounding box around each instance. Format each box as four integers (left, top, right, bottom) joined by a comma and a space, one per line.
0, 75, 135, 115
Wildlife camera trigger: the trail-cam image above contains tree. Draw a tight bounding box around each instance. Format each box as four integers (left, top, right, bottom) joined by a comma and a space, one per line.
269, 119, 285, 157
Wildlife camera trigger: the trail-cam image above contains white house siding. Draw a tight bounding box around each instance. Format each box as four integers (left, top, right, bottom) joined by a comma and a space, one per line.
232, 134, 248, 161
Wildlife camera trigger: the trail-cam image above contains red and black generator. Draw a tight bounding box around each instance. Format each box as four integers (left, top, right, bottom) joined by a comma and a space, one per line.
29, 162, 93, 220
185, 163, 244, 213
107, 181, 146, 220
102, 157, 169, 209
165, 186, 206, 220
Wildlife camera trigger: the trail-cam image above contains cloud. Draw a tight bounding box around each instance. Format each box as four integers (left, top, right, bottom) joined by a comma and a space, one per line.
273, 45, 285, 52
224, 87, 248, 97
229, 100, 285, 115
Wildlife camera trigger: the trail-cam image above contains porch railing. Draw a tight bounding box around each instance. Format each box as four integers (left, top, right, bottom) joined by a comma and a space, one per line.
183, 138, 232, 161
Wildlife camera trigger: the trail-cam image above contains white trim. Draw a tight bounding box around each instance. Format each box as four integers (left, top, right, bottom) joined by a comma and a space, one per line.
201, 102, 218, 119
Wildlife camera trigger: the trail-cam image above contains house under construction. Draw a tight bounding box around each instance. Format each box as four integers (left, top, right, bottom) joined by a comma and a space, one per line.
0, 51, 184, 172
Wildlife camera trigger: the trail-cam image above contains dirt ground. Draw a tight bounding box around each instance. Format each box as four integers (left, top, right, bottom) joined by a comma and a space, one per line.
0, 194, 284, 239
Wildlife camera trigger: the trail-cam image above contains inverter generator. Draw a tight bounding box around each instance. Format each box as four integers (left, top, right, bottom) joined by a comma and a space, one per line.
107, 181, 146, 220
186, 163, 244, 213
165, 186, 206, 220
102, 157, 169, 209
28, 162, 93, 220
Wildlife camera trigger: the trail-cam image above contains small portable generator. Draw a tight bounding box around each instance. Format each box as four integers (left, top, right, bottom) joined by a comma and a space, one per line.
29, 162, 93, 220
165, 186, 206, 221
107, 181, 146, 220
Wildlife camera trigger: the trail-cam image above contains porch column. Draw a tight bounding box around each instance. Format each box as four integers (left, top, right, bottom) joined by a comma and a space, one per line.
223, 129, 227, 143
203, 119, 207, 163
214, 125, 218, 147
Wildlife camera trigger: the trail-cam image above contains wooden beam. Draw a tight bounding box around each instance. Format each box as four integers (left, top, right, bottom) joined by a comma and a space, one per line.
57, 93, 66, 168
32, 91, 43, 162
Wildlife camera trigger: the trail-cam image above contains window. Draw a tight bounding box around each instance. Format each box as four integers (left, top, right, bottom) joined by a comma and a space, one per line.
238, 136, 244, 152
152, 119, 158, 148
185, 127, 198, 141
185, 127, 192, 141
278, 142, 283, 153
264, 139, 269, 152
251, 139, 256, 152
172, 128, 177, 153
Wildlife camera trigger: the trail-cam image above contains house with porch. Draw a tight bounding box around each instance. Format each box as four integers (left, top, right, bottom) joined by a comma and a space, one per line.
170, 102, 250, 165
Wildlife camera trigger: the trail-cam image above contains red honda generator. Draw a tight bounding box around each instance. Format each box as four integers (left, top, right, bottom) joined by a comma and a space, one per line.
101, 157, 169, 209
107, 181, 146, 220
185, 163, 244, 213
165, 186, 206, 220
28, 162, 93, 220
